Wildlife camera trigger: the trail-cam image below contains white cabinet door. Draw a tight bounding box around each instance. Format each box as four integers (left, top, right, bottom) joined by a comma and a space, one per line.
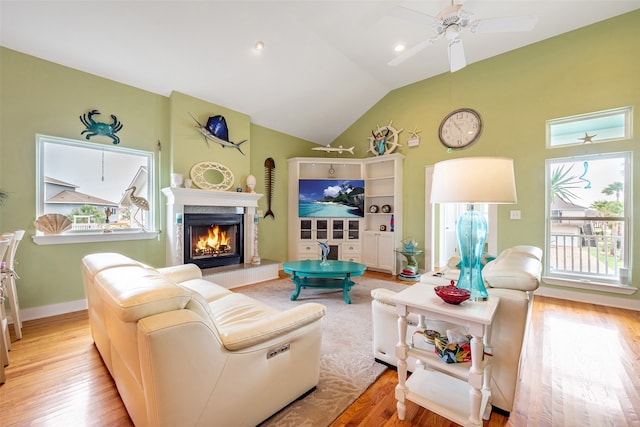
361, 232, 378, 267
376, 232, 395, 272
362, 231, 395, 273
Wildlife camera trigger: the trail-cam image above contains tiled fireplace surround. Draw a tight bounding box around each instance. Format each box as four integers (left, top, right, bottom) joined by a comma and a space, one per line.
161, 187, 278, 288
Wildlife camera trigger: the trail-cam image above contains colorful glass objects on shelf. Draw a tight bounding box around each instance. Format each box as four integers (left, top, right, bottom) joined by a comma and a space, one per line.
390, 214, 395, 232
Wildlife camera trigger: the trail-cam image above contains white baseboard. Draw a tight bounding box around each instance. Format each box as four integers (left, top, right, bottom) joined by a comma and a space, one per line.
535, 286, 640, 311
20, 299, 88, 322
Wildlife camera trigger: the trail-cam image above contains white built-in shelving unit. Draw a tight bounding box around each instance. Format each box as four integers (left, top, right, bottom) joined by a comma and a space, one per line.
287, 154, 403, 274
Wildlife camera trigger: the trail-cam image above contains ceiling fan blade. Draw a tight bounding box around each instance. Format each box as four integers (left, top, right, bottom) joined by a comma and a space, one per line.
471, 15, 538, 33
390, 5, 437, 27
448, 38, 466, 72
388, 36, 439, 66
457, 0, 485, 16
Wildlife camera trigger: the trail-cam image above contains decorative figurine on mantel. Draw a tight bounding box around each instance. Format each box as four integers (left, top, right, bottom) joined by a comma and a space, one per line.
246, 175, 257, 193
367, 121, 402, 156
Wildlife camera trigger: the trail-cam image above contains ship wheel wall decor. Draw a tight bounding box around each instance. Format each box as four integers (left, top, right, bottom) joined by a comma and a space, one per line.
367, 121, 403, 156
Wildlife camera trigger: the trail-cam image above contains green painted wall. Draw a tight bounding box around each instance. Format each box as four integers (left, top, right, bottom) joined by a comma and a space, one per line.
249, 124, 317, 262
0, 48, 314, 311
1, 10, 639, 312
0, 48, 170, 308
169, 91, 252, 185
332, 10, 640, 300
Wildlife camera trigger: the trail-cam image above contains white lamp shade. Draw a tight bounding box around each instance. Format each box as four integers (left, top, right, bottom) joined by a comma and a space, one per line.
430, 157, 517, 204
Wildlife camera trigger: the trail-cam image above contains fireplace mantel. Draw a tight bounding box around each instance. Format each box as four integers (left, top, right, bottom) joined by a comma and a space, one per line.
161, 187, 263, 208
162, 187, 264, 267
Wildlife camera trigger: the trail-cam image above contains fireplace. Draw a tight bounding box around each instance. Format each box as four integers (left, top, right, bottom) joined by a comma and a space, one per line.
162, 187, 262, 269
184, 213, 244, 269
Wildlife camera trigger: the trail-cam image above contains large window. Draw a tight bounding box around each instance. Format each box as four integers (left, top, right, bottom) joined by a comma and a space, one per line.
545, 152, 631, 289
35, 134, 158, 244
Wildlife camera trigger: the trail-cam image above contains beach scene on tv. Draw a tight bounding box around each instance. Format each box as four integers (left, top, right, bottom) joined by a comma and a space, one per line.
298, 179, 365, 218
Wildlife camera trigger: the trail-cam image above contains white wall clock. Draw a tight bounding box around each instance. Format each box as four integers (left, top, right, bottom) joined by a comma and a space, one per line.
438, 108, 483, 150
189, 161, 235, 190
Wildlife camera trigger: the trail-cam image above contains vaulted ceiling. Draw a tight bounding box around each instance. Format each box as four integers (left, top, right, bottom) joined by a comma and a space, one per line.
2, 1, 639, 145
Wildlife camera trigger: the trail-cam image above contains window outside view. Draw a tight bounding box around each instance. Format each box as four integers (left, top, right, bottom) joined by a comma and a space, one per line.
546, 153, 629, 285
37, 135, 154, 234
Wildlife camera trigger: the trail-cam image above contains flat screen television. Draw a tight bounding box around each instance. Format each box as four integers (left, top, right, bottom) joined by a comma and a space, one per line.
298, 179, 365, 218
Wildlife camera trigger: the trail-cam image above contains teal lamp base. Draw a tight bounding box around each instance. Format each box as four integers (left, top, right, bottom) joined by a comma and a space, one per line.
455, 207, 488, 301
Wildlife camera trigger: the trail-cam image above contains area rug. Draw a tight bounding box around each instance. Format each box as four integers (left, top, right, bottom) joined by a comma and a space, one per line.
235, 275, 409, 427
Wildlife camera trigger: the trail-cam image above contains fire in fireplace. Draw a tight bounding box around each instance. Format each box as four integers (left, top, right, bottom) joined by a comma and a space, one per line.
184, 213, 243, 269
194, 225, 232, 258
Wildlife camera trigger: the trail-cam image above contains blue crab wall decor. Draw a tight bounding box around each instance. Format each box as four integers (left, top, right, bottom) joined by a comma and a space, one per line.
79, 109, 123, 144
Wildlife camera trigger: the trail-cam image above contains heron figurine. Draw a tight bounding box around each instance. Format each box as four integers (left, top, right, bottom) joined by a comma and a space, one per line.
126, 186, 149, 229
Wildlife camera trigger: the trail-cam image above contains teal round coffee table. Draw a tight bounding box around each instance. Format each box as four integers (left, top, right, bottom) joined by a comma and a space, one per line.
283, 260, 367, 304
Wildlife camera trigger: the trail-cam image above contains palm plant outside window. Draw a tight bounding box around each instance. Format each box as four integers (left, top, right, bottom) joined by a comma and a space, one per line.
545, 153, 630, 286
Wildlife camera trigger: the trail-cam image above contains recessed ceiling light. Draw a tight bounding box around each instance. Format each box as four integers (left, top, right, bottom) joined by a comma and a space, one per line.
254, 41, 265, 51
394, 44, 405, 52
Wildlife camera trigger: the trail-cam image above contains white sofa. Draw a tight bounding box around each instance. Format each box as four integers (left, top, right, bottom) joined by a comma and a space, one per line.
81, 253, 326, 427
371, 245, 542, 414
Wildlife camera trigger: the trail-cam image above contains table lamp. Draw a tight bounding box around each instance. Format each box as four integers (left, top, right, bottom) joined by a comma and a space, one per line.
430, 157, 517, 300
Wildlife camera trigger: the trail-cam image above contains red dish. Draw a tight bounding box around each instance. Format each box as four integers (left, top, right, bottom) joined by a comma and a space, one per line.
434, 283, 471, 305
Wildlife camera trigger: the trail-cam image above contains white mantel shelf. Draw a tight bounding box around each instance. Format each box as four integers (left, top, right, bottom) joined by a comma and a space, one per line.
161, 187, 263, 207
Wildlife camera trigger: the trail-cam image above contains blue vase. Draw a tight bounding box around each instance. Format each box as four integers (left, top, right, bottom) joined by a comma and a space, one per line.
455, 207, 488, 300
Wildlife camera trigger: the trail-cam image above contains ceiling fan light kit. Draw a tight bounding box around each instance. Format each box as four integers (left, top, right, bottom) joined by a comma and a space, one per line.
389, 2, 538, 73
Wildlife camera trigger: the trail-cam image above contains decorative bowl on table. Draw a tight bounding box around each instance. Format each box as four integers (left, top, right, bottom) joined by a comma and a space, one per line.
434, 283, 471, 305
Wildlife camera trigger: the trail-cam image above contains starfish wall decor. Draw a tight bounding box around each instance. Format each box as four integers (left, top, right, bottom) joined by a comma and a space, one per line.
579, 132, 597, 143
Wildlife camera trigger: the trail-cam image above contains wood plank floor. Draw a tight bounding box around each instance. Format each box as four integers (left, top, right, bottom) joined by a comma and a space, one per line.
1, 272, 638, 426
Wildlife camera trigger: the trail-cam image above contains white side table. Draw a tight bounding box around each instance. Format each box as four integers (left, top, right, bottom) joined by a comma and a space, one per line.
392, 283, 499, 426
420, 270, 460, 286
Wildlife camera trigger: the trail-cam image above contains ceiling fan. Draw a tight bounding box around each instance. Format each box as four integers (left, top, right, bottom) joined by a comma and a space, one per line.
388, 1, 538, 72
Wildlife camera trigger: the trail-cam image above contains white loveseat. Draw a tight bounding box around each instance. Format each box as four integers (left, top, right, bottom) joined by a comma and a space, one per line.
81, 253, 326, 427
371, 245, 542, 414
